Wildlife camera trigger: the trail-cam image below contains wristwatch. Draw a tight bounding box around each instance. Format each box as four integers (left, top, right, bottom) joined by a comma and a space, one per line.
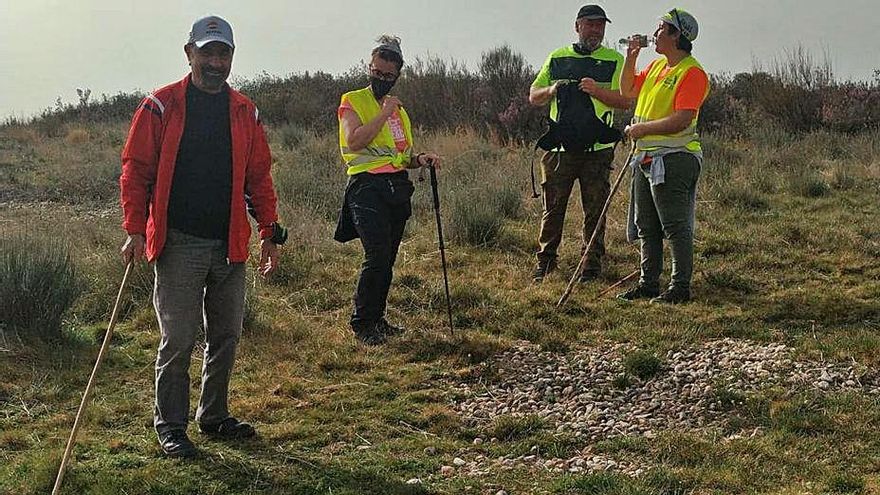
267, 222, 288, 245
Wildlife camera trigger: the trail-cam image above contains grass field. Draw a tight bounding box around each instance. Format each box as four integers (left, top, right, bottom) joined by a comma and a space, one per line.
1, 117, 879, 494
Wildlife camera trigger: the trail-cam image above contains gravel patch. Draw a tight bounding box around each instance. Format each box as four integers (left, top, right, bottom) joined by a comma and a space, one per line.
445, 338, 880, 476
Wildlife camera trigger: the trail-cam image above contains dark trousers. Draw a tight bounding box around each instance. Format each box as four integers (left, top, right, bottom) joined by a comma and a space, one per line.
536, 148, 614, 271
347, 172, 413, 329
633, 152, 700, 291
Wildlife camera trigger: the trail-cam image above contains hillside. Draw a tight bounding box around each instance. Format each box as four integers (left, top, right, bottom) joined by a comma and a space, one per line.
1, 54, 880, 494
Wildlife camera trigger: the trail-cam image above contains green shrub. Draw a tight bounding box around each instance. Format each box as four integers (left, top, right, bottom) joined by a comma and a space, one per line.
623, 350, 662, 380
0, 236, 82, 339
612, 373, 633, 390
446, 180, 522, 246
447, 193, 505, 246
788, 171, 830, 197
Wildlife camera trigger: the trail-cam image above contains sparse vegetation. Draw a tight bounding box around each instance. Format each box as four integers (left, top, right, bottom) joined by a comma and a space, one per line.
0, 235, 82, 340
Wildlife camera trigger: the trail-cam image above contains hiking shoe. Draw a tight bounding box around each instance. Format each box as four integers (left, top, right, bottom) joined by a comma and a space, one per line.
159, 429, 197, 458
376, 318, 404, 336
199, 417, 256, 439
650, 288, 692, 305
616, 284, 660, 301
352, 324, 387, 346
532, 259, 558, 282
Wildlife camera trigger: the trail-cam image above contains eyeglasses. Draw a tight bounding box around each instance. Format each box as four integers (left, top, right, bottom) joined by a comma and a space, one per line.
369, 66, 399, 81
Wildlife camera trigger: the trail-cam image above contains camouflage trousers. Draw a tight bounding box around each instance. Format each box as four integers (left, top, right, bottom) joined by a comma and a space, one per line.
536, 147, 614, 271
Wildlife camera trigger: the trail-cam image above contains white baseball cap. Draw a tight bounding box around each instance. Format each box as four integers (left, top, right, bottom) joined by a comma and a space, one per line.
188, 16, 234, 49
660, 8, 699, 42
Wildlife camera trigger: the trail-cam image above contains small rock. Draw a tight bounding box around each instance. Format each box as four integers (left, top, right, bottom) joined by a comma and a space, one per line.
453, 457, 466, 466
473, 437, 484, 445
424, 446, 437, 456
440, 465, 454, 476
406, 478, 422, 485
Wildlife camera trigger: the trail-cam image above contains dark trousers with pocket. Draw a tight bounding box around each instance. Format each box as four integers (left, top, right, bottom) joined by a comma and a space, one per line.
536, 147, 613, 271
633, 152, 701, 291
347, 171, 413, 329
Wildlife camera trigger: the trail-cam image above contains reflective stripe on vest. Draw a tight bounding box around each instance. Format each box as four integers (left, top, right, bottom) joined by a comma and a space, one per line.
338, 87, 413, 175
633, 55, 708, 152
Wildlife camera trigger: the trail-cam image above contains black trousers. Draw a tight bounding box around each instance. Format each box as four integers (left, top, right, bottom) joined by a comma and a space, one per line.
346, 171, 413, 329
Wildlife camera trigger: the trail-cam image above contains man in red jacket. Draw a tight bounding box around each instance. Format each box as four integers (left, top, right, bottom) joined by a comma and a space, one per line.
119, 15, 283, 458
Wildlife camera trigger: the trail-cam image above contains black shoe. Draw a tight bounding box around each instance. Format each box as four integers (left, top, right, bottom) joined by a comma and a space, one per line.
199, 417, 256, 439
159, 429, 197, 458
352, 323, 387, 346
532, 259, 557, 282
376, 318, 404, 336
650, 288, 691, 304
616, 284, 660, 301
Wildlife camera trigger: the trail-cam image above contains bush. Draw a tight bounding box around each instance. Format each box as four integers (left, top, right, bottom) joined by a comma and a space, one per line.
0, 236, 82, 339
444, 165, 524, 247
788, 171, 830, 198
623, 350, 662, 380
447, 192, 505, 246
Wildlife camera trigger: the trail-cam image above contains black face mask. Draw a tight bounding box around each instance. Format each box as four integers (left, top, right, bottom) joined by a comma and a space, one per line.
370, 77, 397, 99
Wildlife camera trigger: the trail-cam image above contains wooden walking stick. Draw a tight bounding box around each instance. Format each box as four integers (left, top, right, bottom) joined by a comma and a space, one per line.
53, 261, 134, 495
557, 144, 636, 308
595, 269, 640, 300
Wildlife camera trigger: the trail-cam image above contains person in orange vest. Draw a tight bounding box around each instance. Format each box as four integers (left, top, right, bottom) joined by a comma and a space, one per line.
334, 35, 442, 345
120, 16, 284, 457
617, 8, 710, 304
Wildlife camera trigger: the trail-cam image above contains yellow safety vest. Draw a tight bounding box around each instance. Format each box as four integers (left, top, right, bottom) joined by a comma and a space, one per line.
633, 55, 709, 152
338, 87, 414, 175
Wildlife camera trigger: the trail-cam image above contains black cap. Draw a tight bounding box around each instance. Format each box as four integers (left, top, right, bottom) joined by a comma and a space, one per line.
577, 5, 611, 23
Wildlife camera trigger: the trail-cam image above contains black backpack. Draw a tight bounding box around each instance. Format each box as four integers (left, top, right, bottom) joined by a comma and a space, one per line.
536, 81, 622, 152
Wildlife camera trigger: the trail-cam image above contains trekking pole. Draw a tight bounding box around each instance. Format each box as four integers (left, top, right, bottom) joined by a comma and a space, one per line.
557, 143, 636, 308
53, 261, 134, 495
427, 162, 454, 333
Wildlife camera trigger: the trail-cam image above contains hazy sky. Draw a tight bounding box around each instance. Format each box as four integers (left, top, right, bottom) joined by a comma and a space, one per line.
1, 0, 877, 119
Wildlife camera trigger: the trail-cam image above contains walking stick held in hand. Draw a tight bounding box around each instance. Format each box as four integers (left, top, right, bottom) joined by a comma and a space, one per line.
427, 161, 454, 333
53, 261, 134, 495
557, 143, 637, 308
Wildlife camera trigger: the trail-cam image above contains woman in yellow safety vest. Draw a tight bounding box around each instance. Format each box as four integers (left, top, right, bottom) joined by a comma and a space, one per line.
617, 8, 710, 304
333, 35, 442, 345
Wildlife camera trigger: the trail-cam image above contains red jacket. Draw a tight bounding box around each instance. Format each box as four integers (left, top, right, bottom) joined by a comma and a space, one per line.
120, 75, 278, 263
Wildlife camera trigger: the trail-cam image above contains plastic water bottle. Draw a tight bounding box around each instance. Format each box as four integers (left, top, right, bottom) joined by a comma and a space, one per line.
618, 35, 652, 48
